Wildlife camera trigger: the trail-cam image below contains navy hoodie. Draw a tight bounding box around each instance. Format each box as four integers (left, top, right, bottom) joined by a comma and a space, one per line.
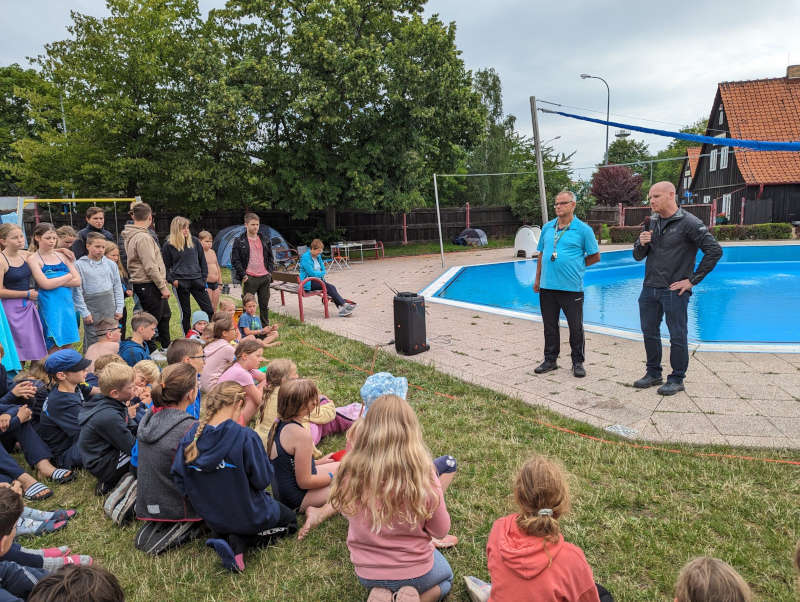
170, 419, 281, 534
78, 394, 137, 482
118, 340, 150, 367
38, 384, 92, 457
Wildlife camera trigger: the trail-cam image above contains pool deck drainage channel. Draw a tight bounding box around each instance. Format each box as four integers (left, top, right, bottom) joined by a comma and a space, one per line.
268, 244, 800, 450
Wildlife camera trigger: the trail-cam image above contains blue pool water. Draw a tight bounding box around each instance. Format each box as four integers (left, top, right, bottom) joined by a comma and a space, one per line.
430, 245, 800, 345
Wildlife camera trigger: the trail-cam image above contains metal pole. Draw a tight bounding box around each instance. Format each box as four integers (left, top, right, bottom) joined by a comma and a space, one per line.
604, 79, 610, 165
529, 96, 548, 224
433, 174, 445, 268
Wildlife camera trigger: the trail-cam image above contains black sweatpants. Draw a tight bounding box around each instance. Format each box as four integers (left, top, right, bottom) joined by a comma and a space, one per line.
132, 282, 172, 349
539, 288, 585, 364
223, 501, 297, 557
175, 278, 214, 335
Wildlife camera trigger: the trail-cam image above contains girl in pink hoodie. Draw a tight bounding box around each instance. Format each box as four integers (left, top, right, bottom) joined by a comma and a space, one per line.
329, 394, 453, 602
466, 455, 607, 602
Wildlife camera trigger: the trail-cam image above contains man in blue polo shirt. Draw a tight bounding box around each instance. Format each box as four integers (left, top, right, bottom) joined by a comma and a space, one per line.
533, 191, 600, 377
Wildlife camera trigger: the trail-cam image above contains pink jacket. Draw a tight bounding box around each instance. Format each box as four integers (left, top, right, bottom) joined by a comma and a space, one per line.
201, 339, 235, 393
345, 475, 450, 580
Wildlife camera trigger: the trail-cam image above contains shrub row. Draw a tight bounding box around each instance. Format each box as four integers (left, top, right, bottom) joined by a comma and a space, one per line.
609, 222, 792, 244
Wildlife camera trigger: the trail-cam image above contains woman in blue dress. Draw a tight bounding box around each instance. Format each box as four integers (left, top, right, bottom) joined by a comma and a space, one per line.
27, 223, 81, 352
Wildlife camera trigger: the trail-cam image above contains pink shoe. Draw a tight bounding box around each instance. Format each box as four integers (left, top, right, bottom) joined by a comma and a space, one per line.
42, 547, 71, 558
367, 588, 393, 602
62, 555, 93, 566
395, 586, 420, 602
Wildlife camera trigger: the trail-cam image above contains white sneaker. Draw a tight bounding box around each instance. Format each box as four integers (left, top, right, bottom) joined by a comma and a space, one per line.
338, 306, 353, 317
463, 576, 491, 602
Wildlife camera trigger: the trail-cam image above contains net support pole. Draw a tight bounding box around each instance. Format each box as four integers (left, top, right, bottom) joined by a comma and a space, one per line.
433, 174, 445, 268
529, 96, 548, 224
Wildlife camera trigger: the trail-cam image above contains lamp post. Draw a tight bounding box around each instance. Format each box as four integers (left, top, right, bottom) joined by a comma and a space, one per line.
580, 73, 610, 164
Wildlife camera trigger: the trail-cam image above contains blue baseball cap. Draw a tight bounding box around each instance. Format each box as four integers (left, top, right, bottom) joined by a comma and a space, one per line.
360, 372, 408, 414
44, 349, 91, 374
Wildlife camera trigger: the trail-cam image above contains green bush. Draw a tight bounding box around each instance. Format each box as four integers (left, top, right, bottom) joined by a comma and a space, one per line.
609, 226, 641, 243
711, 222, 792, 240
600, 223, 611, 241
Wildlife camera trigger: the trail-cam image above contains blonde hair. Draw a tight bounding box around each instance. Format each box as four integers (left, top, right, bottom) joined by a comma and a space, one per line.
257, 359, 296, 425
674, 557, 752, 602
168, 216, 192, 251
218, 298, 235, 313
0, 224, 22, 250
310, 238, 324, 250
265, 378, 318, 455
104, 242, 127, 279
514, 455, 570, 541
56, 225, 77, 241
133, 360, 160, 385
98, 362, 135, 397
329, 394, 439, 532
183, 382, 246, 463
14, 360, 48, 384
198, 230, 212, 242
93, 354, 125, 374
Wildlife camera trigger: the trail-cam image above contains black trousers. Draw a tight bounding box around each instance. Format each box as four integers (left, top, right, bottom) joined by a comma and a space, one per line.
175, 278, 214, 335
539, 288, 585, 364
223, 501, 297, 556
242, 274, 271, 325
132, 282, 172, 349
308, 280, 346, 307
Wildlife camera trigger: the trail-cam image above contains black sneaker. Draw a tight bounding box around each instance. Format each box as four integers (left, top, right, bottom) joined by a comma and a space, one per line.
633, 374, 663, 389
657, 381, 685, 396
572, 363, 586, 378
534, 360, 558, 374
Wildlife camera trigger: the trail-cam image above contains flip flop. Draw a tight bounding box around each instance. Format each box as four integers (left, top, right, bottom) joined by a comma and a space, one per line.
47, 469, 74, 484
35, 520, 67, 535
23, 482, 52, 502
51, 509, 77, 521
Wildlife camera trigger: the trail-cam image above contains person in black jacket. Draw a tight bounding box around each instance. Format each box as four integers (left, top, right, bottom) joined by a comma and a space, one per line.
78, 362, 139, 495
162, 217, 214, 335
230, 213, 275, 326
71, 207, 115, 260
633, 181, 722, 396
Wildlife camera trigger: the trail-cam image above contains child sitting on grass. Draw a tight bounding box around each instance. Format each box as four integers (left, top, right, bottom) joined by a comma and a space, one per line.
10, 361, 49, 428
165, 338, 204, 419
328, 394, 452, 602
78, 362, 139, 495
465, 455, 607, 602
186, 310, 209, 342
238, 294, 277, 340
674, 557, 752, 602
218, 340, 265, 425
255, 359, 355, 458
84, 318, 122, 371
134, 363, 203, 555
132, 360, 160, 409
266, 379, 340, 516
29, 565, 124, 602
171, 382, 296, 573
85, 353, 125, 390
118, 312, 157, 367
200, 315, 237, 393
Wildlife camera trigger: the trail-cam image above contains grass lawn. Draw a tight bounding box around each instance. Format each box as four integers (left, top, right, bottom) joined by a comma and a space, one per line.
382, 236, 514, 258
47, 298, 800, 601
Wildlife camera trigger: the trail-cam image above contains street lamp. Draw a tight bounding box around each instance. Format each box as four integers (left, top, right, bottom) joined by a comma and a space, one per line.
580, 73, 610, 164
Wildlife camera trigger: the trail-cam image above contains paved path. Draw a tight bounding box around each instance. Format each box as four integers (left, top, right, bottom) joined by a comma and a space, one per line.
267, 246, 800, 449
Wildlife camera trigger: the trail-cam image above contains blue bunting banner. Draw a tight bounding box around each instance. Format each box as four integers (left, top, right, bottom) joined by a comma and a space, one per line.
540, 108, 800, 151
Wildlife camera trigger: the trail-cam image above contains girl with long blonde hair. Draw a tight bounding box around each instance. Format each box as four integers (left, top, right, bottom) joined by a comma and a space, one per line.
327, 394, 453, 602
171, 381, 297, 572
160, 216, 213, 335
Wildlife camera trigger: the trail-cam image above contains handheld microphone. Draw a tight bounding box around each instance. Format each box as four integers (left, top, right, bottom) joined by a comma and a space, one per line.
643, 216, 651, 232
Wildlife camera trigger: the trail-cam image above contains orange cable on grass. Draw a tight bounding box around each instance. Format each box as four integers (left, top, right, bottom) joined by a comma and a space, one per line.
298, 339, 800, 467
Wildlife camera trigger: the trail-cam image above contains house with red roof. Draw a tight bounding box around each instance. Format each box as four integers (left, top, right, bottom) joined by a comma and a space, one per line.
676, 146, 701, 202
685, 65, 800, 224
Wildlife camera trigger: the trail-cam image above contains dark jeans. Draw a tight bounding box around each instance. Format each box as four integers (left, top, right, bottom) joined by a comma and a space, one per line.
0, 421, 51, 472
132, 282, 172, 349
308, 280, 346, 307
539, 288, 585, 364
175, 278, 214, 335
54, 442, 83, 470
638, 286, 691, 382
242, 274, 271, 325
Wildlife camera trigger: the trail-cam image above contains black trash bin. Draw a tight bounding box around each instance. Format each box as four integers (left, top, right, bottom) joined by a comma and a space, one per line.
394, 292, 429, 356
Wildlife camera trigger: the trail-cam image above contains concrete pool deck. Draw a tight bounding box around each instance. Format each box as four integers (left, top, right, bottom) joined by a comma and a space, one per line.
267, 244, 800, 450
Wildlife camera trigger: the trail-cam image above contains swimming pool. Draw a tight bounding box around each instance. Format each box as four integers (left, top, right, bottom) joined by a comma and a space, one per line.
420, 244, 800, 352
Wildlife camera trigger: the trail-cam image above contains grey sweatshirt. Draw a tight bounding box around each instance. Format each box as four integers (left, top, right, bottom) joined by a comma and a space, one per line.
72, 256, 124, 318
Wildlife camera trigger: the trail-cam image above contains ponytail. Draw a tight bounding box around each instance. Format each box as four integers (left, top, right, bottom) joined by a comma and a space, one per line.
513, 455, 570, 543
184, 381, 246, 464
151, 363, 196, 409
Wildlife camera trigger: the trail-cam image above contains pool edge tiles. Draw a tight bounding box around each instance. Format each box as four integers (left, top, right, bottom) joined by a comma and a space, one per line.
421, 246, 800, 354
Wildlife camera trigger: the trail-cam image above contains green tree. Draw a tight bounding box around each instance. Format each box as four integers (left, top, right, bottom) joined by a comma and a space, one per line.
606, 137, 650, 175
650, 118, 708, 189
507, 136, 573, 225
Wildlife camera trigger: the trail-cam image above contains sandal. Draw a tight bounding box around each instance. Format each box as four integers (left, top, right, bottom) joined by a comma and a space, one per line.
35, 520, 67, 535
431, 534, 459, 549
47, 469, 74, 484
51, 509, 77, 521
23, 482, 52, 502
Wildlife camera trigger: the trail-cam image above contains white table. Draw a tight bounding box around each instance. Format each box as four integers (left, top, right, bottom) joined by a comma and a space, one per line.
331, 241, 364, 267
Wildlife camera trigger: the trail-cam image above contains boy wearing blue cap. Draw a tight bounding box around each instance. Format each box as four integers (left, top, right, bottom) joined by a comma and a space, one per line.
78, 362, 139, 495
39, 350, 100, 471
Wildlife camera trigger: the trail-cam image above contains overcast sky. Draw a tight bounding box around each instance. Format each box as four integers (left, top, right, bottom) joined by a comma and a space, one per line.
3, 0, 799, 180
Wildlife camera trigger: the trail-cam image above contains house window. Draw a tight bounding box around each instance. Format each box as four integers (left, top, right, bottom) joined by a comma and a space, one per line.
709, 149, 717, 171
684, 167, 691, 176
703, 195, 710, 204
720, 145, 728, 169
718, 107, 724, 125
722, 193, 731, 215
684, 176, 690, 190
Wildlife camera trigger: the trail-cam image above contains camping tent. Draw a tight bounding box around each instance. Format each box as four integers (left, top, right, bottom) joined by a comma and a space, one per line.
453, 228, 488, 246
213, 225, 293, 277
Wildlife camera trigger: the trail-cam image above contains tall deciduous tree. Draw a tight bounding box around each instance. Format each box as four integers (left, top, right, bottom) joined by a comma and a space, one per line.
606, 137, 650, 175
591, 165, 643, 206
507, 137, 573, 225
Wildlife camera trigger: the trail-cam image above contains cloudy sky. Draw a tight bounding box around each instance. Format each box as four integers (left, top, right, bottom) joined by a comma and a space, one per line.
3, 0, 799, 180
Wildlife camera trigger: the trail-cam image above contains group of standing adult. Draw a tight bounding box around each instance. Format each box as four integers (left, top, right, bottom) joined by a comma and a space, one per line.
533, 181, 722, 395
